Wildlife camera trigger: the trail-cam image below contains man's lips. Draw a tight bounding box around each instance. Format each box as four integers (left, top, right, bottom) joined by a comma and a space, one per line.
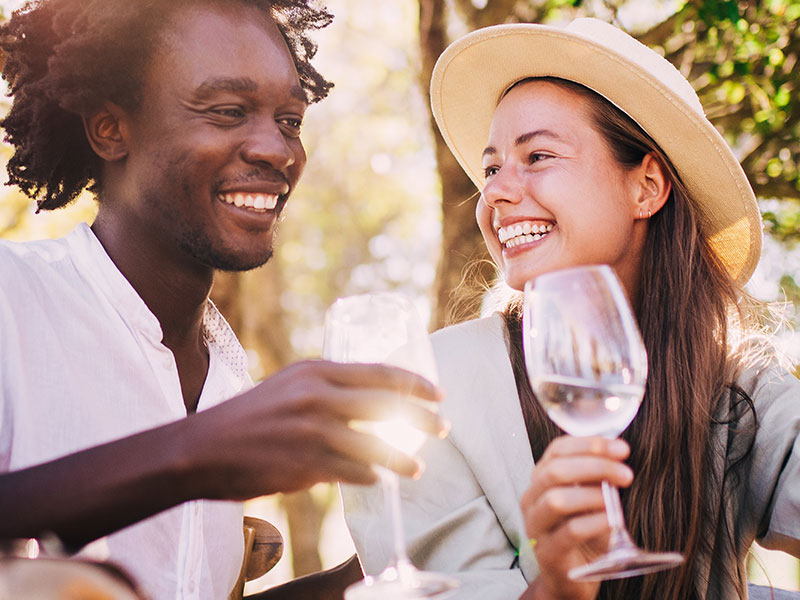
217, 192, 280, 211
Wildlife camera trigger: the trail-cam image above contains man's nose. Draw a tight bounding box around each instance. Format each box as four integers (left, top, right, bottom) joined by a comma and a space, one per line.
241, 120, 296, 171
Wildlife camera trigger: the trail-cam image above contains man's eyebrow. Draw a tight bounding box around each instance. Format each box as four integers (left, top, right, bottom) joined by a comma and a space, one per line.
194, 78, 309, 106
482, 129, 563, 159
195, 77, 259, 97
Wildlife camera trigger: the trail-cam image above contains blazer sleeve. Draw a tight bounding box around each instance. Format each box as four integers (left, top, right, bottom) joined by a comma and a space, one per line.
340, 314, 532, 599
740, 362, 800, 556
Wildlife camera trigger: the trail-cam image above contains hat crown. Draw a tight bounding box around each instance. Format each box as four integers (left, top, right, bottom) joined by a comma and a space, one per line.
564, 18, 704, 116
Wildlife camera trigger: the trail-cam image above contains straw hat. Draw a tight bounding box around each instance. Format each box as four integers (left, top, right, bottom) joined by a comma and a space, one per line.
430, 18, 762, 284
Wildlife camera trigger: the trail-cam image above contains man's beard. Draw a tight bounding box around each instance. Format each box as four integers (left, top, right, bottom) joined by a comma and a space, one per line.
178, 224, 274, 272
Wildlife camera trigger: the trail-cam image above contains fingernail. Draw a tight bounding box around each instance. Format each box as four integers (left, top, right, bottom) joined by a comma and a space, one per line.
618, 464, 634, 482
412, 458, 426, 480
438, 419, 451, 439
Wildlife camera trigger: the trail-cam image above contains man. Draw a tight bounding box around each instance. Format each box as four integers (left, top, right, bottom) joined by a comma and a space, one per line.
0, 1, 444, 598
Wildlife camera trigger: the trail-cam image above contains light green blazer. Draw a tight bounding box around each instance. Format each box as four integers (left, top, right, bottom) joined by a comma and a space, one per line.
342, 313, 800, 599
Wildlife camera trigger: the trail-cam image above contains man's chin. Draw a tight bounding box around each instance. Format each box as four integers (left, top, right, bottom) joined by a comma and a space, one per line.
180, 235, 274, 272
212, 249, 273, 272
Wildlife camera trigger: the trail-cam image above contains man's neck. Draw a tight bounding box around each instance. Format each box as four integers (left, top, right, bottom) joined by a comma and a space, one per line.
89, 214, 213, 349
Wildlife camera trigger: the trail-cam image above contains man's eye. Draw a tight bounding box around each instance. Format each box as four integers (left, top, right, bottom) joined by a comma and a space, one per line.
483, 165, 499, 179
210, 107, 245, 119
279, 117, 303, 137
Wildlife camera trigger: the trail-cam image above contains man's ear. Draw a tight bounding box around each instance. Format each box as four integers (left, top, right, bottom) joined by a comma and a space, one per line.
632, 152, 671, 220
82, 102, 129, 162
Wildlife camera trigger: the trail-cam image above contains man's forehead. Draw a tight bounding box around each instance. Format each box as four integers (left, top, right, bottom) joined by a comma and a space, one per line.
144, 2, 304, 98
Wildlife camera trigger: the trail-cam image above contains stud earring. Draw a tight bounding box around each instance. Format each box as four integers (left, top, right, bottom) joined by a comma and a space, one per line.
648, 209, 652, 218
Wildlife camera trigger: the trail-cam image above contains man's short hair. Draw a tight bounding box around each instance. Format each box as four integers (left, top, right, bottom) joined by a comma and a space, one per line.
0, 0, 333, 211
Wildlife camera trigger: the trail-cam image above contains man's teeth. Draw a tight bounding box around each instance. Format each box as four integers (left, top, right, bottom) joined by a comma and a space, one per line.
219, 193, 279, 210
498, 222, 554, 248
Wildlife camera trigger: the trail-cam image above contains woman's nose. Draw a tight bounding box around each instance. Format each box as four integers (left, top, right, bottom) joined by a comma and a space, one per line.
481, 164, 523, 208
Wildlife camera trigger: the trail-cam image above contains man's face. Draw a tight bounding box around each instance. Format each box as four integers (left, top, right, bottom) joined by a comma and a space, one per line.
119, 2, 308, 271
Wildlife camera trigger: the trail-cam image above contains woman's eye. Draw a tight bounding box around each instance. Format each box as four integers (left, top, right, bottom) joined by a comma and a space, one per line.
529, 152, 550, 164
483, 165, 500, 179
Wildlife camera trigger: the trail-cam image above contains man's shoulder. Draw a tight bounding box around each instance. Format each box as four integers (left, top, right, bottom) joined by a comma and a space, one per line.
0, 234, 73, 267
0, 234, 77, 298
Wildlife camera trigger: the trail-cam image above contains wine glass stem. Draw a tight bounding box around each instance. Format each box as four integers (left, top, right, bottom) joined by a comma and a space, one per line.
601, 480, 637, 551
378, 468, 413, 570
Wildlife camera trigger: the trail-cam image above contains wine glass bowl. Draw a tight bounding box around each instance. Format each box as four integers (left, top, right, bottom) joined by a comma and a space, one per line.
524, 265, 647, 439
523, 265, 683, 581
323, 292, 459, 599
323, 292, 439, 459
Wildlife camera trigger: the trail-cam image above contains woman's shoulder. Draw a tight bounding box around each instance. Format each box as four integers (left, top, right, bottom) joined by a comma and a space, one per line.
735, 348, 798, 394
430, 311, 508, 351
430, 312, 517, 402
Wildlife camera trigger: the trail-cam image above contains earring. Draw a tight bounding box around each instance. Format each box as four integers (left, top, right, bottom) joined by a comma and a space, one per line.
648, 209, 652, 218
638, 208, 643, 219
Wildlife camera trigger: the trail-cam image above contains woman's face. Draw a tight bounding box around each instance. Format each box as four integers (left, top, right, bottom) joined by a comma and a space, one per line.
478, 80, 647, 295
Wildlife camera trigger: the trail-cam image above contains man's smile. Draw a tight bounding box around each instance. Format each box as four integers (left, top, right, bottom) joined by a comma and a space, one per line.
218, 192, 280, 211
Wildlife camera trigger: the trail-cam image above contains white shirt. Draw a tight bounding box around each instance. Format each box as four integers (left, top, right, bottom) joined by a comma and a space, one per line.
0, 223, 249, 600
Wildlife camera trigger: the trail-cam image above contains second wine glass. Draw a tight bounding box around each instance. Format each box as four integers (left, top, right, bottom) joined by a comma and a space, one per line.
323, 292, 459, 600
523, 265, 683, 581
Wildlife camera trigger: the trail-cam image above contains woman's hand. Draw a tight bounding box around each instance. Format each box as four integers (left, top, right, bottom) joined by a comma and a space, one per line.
520, 436, 633, 600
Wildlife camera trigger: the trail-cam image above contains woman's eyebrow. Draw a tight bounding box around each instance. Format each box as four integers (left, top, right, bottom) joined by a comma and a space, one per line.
482, 129, 563, 159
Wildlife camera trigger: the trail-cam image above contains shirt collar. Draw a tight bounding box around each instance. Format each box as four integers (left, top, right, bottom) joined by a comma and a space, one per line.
65, 222, 249, 385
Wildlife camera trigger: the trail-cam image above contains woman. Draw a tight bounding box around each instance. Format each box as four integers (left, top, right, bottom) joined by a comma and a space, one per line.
341, 18, 799, 600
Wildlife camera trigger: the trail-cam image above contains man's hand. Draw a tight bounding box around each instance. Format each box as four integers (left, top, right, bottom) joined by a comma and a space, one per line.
185, 360, 447, 499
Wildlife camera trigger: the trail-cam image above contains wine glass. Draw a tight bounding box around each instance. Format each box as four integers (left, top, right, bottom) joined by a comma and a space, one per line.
323, 292, 460, 600
522, 265, 683, 581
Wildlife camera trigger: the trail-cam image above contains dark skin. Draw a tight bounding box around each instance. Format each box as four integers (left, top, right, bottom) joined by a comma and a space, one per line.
0, 3, 445, 596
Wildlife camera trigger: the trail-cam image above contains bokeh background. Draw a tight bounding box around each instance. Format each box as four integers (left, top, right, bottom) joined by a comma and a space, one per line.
0, 0, 797, 594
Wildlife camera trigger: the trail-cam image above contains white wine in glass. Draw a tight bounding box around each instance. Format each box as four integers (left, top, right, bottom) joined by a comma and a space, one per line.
323, 292, 459, 600
523, 265, 683, 581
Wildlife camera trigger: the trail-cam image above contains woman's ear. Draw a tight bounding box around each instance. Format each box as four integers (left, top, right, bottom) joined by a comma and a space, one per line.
82, 102, 129, 162
633, 153, 671, 220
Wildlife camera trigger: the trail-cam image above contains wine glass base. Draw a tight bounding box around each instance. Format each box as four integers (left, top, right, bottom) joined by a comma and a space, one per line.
345, 565, 459, 600
568, 548, 684, 582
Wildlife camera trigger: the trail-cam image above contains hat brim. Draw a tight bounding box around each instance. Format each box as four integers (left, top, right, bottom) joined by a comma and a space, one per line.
430, 22, 761, 284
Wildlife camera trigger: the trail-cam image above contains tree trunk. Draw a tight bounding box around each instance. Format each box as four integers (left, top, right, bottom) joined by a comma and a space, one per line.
418, 0, 495, 329
280, 491, 325, 576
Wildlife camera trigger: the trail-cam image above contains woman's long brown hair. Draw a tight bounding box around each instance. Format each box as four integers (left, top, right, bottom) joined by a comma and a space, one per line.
501, 78, 761, 600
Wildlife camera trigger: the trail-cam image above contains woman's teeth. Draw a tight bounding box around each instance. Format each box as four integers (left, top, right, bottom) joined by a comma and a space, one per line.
498, 222, 554, 248
219, 192, 278, 211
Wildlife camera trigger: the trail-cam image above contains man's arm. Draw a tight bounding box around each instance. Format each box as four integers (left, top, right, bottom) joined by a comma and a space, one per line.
0, 418, 200, 549
0, 361, 444, 549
